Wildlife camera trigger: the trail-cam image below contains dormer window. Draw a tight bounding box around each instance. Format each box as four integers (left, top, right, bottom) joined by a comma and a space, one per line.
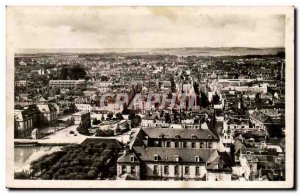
195, 156, 200, 162
130, 155, 135, 163
175, 155, 180, 162
191, 134, 197, 139
175, 134, 180, 139
154, 154, 159, 161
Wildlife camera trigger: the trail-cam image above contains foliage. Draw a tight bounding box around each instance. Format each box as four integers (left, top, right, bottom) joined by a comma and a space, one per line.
107, 112, 114, 120
77, 118, 91, 136
60, 65, 87, 80
92, 118, 101, 125
14, 171, 32, 179
115, 113, 123, 120
116, 122, 130, 135
131, 115, 141, 128
27, 143, 118, 180
95, 129, 114, 137
200, 91, 210, 108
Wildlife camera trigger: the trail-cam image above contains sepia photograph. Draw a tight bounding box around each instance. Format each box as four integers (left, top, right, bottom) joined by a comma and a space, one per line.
6, 6, 294, 189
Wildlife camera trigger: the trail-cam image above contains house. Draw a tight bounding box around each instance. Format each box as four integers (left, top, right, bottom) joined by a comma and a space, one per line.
141, 115, 156, 127
75, 104, 92, 112
71, 111, 91, 125
232, 138, 285, 181
250, 111, 273, 131
49, 80, 86, 89
36, 103, 58, 127
14, 105, 40, 138
117, 147, 232, 180
117, 127, 231, 180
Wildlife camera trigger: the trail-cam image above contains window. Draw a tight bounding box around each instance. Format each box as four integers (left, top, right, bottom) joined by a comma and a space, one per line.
175, 155, 180, 162
131, 166, 135, 174
153, 165, 158, 174
195, 166, 200, 175
174, 165, 179, 175
213, 163, 218, 169
208, 142, 213, 148
154, 154, 159, 161
192, 142, 196, 148
185, 166, 190, 175
166, 142, 171, 147
164, 165, 169, 174
200, 142, 204, 148
122, 165, 126, 174
183, 142, 187, 148
195, 156, 200, 162
175, 142, 179, 148
130, 156, 135, 163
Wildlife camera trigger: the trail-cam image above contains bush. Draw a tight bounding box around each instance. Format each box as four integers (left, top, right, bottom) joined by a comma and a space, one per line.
95, 129, 114, 137
92, 118, 101, 125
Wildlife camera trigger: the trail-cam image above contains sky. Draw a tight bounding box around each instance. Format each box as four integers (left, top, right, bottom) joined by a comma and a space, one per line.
7, 7, 286, 49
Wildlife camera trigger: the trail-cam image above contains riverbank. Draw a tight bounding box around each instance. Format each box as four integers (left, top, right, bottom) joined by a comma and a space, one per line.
14, 124, 136, 146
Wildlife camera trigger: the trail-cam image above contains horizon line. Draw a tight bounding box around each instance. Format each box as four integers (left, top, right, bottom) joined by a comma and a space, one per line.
15, 46, 285, 54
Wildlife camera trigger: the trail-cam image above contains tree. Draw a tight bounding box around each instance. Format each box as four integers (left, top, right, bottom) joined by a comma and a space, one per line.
77, 119, 91, 135
200, 91, 209, 108
212, 92, 220, 105
131, 115, 141, 128
107, 112, 114, 120
115, 113, 123, 120
128, 112, 136, 120
92, 118, 101, 125
60, 65, 87, 80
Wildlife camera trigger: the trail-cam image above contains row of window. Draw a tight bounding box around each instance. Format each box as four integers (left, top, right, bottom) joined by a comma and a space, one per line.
157, 141, 213, 149
227, 125, 247, 129
121, 165, 136, 174
153, 165, 202, 176
121, 165, 203, 176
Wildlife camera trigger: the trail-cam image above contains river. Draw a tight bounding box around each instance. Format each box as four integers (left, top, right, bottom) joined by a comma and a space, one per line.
14, 146, 62, 173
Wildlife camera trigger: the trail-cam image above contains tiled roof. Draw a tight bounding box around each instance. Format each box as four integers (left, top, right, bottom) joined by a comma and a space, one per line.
251, 111, 273, 123
117, 151, 140, 163
133, 147, 215, 163
142, 127, 219, 140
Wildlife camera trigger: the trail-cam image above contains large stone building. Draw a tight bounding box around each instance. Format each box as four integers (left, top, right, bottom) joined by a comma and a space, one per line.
14, 105, 39, 138
117, 128, 232, 180
49, 79, 86, 89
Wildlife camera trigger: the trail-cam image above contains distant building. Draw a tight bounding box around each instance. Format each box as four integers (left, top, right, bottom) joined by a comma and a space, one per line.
14, 80, 27, 87
75, 104, 92, 112
36, 99, 58, 127
72, 111, 91, 125
14, 105, 40, 138
49, 80, 86, 89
